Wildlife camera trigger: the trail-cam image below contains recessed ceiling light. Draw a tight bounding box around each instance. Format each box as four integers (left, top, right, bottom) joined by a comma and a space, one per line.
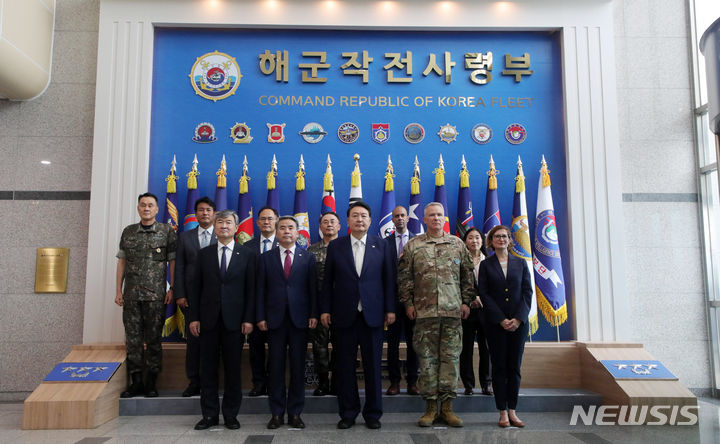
40, 160, 51, 165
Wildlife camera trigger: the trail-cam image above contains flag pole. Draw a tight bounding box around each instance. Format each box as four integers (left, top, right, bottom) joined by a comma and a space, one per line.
556, 319, 560, 342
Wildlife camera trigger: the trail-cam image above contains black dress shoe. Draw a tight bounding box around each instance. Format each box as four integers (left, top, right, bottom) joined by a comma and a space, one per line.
224, 416, 241, 430
407, 383, 420, 395
337, 418, 355, 429
194, 417, 219, 430
365, 419, 381, 429
386, 382, 400, 395
267, 415, 284, 429
464, 387, 474, 396
182, 382, 201, 397
288, 414, 305, 428
481, 386, 494, 396
249, 385, 267, 397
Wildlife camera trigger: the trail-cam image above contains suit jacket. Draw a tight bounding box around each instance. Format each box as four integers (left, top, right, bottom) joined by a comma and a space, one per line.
386, 231, 416, 265
174, 227, 217, 301
320, 234, 395, 328
188, 243, 256, 331
244, 235, 279, 259
256, 246, 318, 329
477, 254, 533, 326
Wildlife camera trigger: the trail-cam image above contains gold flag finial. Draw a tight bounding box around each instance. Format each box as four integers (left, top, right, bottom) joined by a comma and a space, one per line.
186, 154, 199, 190
267, 154, 277, 190
459, 154, 470, 188
487, 155, 499, 190
540, 155, 551, 187
433, 154, 445, 187
323, 154, 334, 192
216, 154, 227, 188
296, 154, 306, 191
515, 155, 526, 193
384, 155, 395, 192
351, 153, 361, 188
239, 155, 250, 194
411, 156, 421, 195
165, 155, 178, 193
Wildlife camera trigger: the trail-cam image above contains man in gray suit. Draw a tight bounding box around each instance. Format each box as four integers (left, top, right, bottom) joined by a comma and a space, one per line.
174, 196, 216, 397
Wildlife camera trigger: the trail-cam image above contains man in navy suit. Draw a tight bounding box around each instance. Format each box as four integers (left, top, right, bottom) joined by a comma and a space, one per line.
321, 201, 396, 430
188, 210, 256, 431
256, 216, 318, 429
174, 196, 216, 397
385, 206, 419, 396
242, 206, 279, 396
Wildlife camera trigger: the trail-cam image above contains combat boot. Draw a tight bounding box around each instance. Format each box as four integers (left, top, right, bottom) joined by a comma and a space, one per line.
439, 399, 463, 427
418, 400, 438, 427
121, 372, 144, 398
144, 371, 159, 397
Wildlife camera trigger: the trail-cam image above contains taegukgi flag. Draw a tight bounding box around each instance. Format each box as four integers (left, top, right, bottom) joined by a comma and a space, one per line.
433, 154, 451, 234
235, 156, 253, 244
318, 154, 337, 240
510, 156, 538, 335
532, 155, 567, 327
183, 154, 200, 231
456, 155, 474, 238
408, 156, 425, 236
293, 155, 310, 248
349, 153, 363, 206
378, 155, 396, 238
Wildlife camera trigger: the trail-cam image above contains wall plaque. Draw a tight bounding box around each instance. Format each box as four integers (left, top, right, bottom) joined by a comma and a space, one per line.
35, 247, 69, 293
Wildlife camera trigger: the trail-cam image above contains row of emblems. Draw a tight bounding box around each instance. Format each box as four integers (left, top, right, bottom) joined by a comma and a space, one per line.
189, 51, 242, 101
193, 121, 527, 145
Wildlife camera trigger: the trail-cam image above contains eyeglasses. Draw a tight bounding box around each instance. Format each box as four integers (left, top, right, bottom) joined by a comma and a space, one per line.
493, 234, 509, 239
258, 217, 276, 222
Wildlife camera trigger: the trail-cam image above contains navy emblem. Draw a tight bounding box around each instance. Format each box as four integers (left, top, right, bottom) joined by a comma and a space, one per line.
337, 122, 359, 144
505, 123, 527, 144
192, 122, 217, 143
230, 122, 252, 144
403, 123, 425, 144
371, 123, 390, 144
299, 122, 327, 144
471, 123, 492, 144
189, 50, 242, 102
437, 123, 458, 144
267, 123, 286, 143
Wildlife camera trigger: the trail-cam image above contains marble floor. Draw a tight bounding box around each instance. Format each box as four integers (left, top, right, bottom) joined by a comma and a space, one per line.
2, 398, 719, 444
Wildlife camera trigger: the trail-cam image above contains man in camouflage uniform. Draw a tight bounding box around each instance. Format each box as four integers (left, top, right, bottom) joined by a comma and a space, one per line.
398, 202, 474, 427
115, 192, 177, 398
307, 211, 340, 396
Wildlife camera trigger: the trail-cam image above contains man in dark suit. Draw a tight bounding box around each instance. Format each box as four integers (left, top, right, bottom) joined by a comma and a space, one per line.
321, 201, 395, 430
242, 206, 279, 396
385, 206, 419, 396
188, 210, 256, 431
256, 216, 318, 429
174, 196, 216, 397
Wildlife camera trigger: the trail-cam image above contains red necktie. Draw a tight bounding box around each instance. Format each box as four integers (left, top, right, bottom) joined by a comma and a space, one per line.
284, 249, 292, 280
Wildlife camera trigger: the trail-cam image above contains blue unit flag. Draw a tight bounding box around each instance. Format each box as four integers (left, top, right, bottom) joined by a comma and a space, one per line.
44, 362, 121, 382
408, 156, 425, 236
378, 156, 396, 238
482, 155, 501, 236
455, 155, 474, 238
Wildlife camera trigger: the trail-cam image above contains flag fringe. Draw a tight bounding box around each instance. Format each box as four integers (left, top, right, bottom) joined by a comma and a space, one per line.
459, 168, 470, 188
528, 313, 539, 336
186, 170, 199, 190
239, 174, 249, 194
410, 176, 420, 195
267, 170, 276, 190
515, 174, 525, 193
296, 170, 305, 191
536, 286, 567, 327
162, 313, 177, 338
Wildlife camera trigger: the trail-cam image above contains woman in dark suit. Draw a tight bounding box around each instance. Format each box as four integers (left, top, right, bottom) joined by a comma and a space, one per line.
477, 225, 532, 428
460, 228, 492, 396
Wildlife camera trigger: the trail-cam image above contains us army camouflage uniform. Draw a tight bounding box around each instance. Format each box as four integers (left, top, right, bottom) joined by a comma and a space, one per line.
308, 240, 331, 376
117, 222, 177, 374
398, 232, 474, 401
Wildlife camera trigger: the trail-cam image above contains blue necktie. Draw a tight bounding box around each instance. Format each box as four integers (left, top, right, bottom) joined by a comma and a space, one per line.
220, 246, 228, 277
263, 238, 270, 253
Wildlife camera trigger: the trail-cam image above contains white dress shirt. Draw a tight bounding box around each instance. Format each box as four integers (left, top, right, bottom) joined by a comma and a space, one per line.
217, 239, 235, 270
260, 234, 276, 254
198, 226, 214, 248
351, 233, 367, 311
279, 244, 296, 268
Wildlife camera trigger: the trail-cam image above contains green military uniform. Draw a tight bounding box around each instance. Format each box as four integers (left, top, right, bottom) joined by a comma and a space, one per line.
398, 232, 474, 401
117, 221, 177, 375
307, 240, 331, 377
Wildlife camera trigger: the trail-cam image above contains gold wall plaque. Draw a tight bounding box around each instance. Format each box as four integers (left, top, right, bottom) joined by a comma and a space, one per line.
35, 248, 69, 293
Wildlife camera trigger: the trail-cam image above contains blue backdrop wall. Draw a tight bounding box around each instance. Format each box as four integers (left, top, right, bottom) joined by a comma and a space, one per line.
148, 27, 571, 340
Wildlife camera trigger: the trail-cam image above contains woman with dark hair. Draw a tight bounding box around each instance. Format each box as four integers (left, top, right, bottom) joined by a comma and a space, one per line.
460, 228, 492, 396
477, 225, 532, 428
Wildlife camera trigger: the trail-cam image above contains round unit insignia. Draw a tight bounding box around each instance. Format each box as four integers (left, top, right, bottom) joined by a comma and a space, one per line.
337, 122, 359, 144
403, 123, 425, 144
371, 123, 390, 144
471, 123, 492, 144
437, 123, 458, 144
189, 50, 242, 102
230, 122, 253, 144
192, 122, 217, 143
299, 122, 327, 144
505, 123, 527, 144
267, 123, 286, 143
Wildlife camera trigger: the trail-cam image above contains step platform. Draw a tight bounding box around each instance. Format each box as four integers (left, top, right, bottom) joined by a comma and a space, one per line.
119, 388, 602, 416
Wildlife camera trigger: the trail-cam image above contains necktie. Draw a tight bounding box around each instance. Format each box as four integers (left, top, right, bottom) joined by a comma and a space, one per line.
220, 246, 228, 277
398, 233, 406, 254
284, 249, 292, 280
263, 238, 270, 253
201, 230, 210, 248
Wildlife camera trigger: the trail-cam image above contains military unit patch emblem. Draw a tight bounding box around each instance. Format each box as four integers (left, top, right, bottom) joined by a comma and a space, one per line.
337, 122, 359, 144
230, 122, 252, 144
371, 123, 390, 144
403, 123, 425, 144
505, 123, 527, 144
437, 123, 458, 144
192, 122, 217, 143
471, 123, 492, 144
299, 122, 327, 144
189, 50, 242, 102
267, 123, 286, 143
